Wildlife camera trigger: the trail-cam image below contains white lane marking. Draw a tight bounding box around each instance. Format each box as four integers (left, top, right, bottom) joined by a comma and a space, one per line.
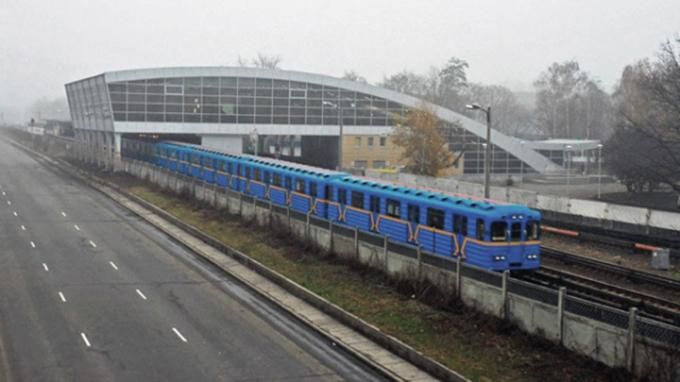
20, 225, 26, 231
42, 263, 49, 272
6, 200, 11, 205
109, 261, 118, 270
135, 289, 147, 300
12, 212, 17, 217
88, 240, 97, 248
80, 333, 91, 348
58, 291, 67, 303
74, 224, 80, 231
61, 211, 67, 217
1, 191, 5, 196
172, 328, 188, 343
30, 241, 36, 248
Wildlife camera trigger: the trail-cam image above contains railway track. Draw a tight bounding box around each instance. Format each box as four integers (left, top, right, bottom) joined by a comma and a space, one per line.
522, 246, 680, 325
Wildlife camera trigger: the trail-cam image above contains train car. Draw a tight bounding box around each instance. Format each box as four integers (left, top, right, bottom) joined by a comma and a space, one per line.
130, 139, 541, 272
328, 176, 541, 271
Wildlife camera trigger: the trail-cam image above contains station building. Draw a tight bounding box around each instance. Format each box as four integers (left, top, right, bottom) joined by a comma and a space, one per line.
65, 66, 562, 174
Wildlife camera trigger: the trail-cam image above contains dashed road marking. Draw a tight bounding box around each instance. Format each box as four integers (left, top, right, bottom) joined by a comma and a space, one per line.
135, 289, 147, 300
12, 212, 17, 217
80, 333, 91, 348
58, 291, 67, 303
74, 224, 80, 231
61, 211, 67, 217
6, 200, 11, 205
172, 327, 188, 343
20, 225, 26, 231
30, 241, 36, 248
42, 263, 49, 272
109, 261, 118, 271
88, 240, 97, 248
1, 191, 5, 196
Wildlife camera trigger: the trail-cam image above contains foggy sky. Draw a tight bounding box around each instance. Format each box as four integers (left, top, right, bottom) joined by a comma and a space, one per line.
1, 0, 679, 121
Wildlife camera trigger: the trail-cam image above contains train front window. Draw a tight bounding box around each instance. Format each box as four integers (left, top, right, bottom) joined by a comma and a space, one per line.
511, 222, 522, 241
351, 191, 364, 209
491, 221, 507, 242
426, 208, 444, 229
527, 221, 540, 240
386, 199, 400, 218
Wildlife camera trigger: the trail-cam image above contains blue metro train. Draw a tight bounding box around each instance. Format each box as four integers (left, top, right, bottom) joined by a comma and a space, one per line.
122, 139, 541, 271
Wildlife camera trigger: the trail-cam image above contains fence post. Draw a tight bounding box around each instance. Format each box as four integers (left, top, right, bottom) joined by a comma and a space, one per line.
417, 246, 423, 282
557, 287, 566, 344
383, 235, 389, 273
287, 206, 291, 234
269, 201, 273, 228
626, 307, 638, 373
455, 257, 462, 298
354, 227, 359, 261
501, 270, 509, 320
305, 212, 311, 242
238, 192, 243, 220
329, 220, 334, 254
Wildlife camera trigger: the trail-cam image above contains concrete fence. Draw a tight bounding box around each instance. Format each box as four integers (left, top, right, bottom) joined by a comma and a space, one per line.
366, 169, 680, 242
15, 131, 680, 380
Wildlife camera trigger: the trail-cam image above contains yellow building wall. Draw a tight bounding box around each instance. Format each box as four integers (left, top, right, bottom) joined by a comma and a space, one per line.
340, 134, 464, 176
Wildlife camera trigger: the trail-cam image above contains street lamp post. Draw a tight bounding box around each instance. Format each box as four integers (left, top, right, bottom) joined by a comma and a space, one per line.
250, 128, 259, 156
323, 100, 355, 171
597, 143, 603, 199
466, 103, 492, 199
565, 144, 573, 196
519, 140, 525, 185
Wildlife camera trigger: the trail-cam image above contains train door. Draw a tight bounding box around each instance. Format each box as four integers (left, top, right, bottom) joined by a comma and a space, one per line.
369, 194, 380, 231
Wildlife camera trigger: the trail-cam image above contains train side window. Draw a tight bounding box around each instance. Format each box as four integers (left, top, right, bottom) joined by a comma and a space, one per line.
338, 189, 347, 205
491, 221, 508, 242
427, 208, 445, 229
527, 221, 540, 240
309, 182, 317, 197
453, 215, 462, 233
386, 199, 401, 218
324, 185, 332, 199
407, 204, 420, 223
253, 168, 260, 180
369, 195, 380, 213
263, 171, 270, 184
351, 191, 364, 209
205, 159, 213, 169
245, 167, 251, 179
476, 219, 485, 240
285, 176, 292, 190
511, 222, 522, 241
295, 179, 305, 192
273, 173, 281, 186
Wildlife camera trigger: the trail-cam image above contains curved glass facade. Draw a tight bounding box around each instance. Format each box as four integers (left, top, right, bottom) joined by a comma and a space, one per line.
108, 77, 407, 126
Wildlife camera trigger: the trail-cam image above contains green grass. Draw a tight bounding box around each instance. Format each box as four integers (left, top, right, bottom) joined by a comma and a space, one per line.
122, 181, 628, 382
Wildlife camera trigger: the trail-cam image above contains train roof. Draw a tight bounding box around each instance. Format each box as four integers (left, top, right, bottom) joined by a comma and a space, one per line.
335, 176, 538, 218
240, 154, 348, 179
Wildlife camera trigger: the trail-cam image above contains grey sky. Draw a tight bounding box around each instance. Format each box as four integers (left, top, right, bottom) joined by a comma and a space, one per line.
1, 0, 679, 120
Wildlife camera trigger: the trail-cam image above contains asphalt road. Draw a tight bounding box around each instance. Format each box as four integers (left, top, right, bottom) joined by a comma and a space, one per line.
0, 139, 386, 382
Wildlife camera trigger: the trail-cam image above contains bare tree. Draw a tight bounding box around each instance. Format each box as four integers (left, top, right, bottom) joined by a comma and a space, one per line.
342, 70, 367, 84
463, 84, 532, 135
236, 53, 282, 69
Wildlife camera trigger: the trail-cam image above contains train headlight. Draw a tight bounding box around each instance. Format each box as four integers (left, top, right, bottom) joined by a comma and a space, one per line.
526, 254, 539, 260
493, 255, 506, 262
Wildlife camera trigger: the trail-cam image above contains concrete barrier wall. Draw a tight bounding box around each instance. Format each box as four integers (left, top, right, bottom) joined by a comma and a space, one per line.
364, 169, 680, 238
115, 159, 680, 377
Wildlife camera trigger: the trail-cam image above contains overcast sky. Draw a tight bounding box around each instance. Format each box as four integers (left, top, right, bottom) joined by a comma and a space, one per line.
1, 0, 679, 120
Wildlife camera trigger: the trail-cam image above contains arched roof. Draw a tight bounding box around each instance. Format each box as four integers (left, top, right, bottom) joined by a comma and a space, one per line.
102, 66, 560, 172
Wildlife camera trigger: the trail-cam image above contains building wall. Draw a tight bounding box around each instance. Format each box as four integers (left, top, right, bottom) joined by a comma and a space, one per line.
341, 134, 402, 170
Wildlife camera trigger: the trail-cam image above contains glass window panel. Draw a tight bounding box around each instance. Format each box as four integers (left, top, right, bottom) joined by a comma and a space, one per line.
290, 107, 305, 116
147, 104, 164, 112
220, 77, 237, 87
238, 97, 254, 106
220, 87, 237, 96
113, 112, 126, 121
147, 85, 164, 94
343, 117, 355, 126
165, 95, 183, 103
147, 113, 164, 122
185, 104, 201, 113
128, 84, 145, 93
220, 115, 236, 123
306, 116, 321, 124
129, 93, 145, 103
108, 83, 126, 92
112, 103, 126, 112
166, 78, 183, 85
238, 115, 254, 123
220, 104, 236, 115
147, 94, 163, 103
255, 107, 271, 115
290, 99, 306, 107
203, 105, 218, 113
307, 89, 323, 99
256, 78, 272, 88
290, 81, 306, 89
372, 118, 387, 126
356, 117, 370, 125
203, 87, 218, 95
323, 117, 338, 125
273, 80, 289, 89
128, 103, 145, 112
110, 93, 126, 102
273, 98, 289, 106
256, 97, 272, 106
185, 78, 201, 86
255, 115, 272, 123
203, 77, 219, 87
204, 114, 218, 123
238, 78, 255, 87
238, 106, 254, 115
184, 114, 200, 122
166, 104, 182, 113
273, 89, 288, 97
307, 108, 322, 117
340, 90, 355, 100
290, 116, 305, 124
220, 96, 237, 104
238, 87, 255, 96
128, 112, 145, 121
256, 88, 272, 97
202, 95, 218, 105
273, 116, 289, 124
273, 106, 289, 115
307, 99, 322, 108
